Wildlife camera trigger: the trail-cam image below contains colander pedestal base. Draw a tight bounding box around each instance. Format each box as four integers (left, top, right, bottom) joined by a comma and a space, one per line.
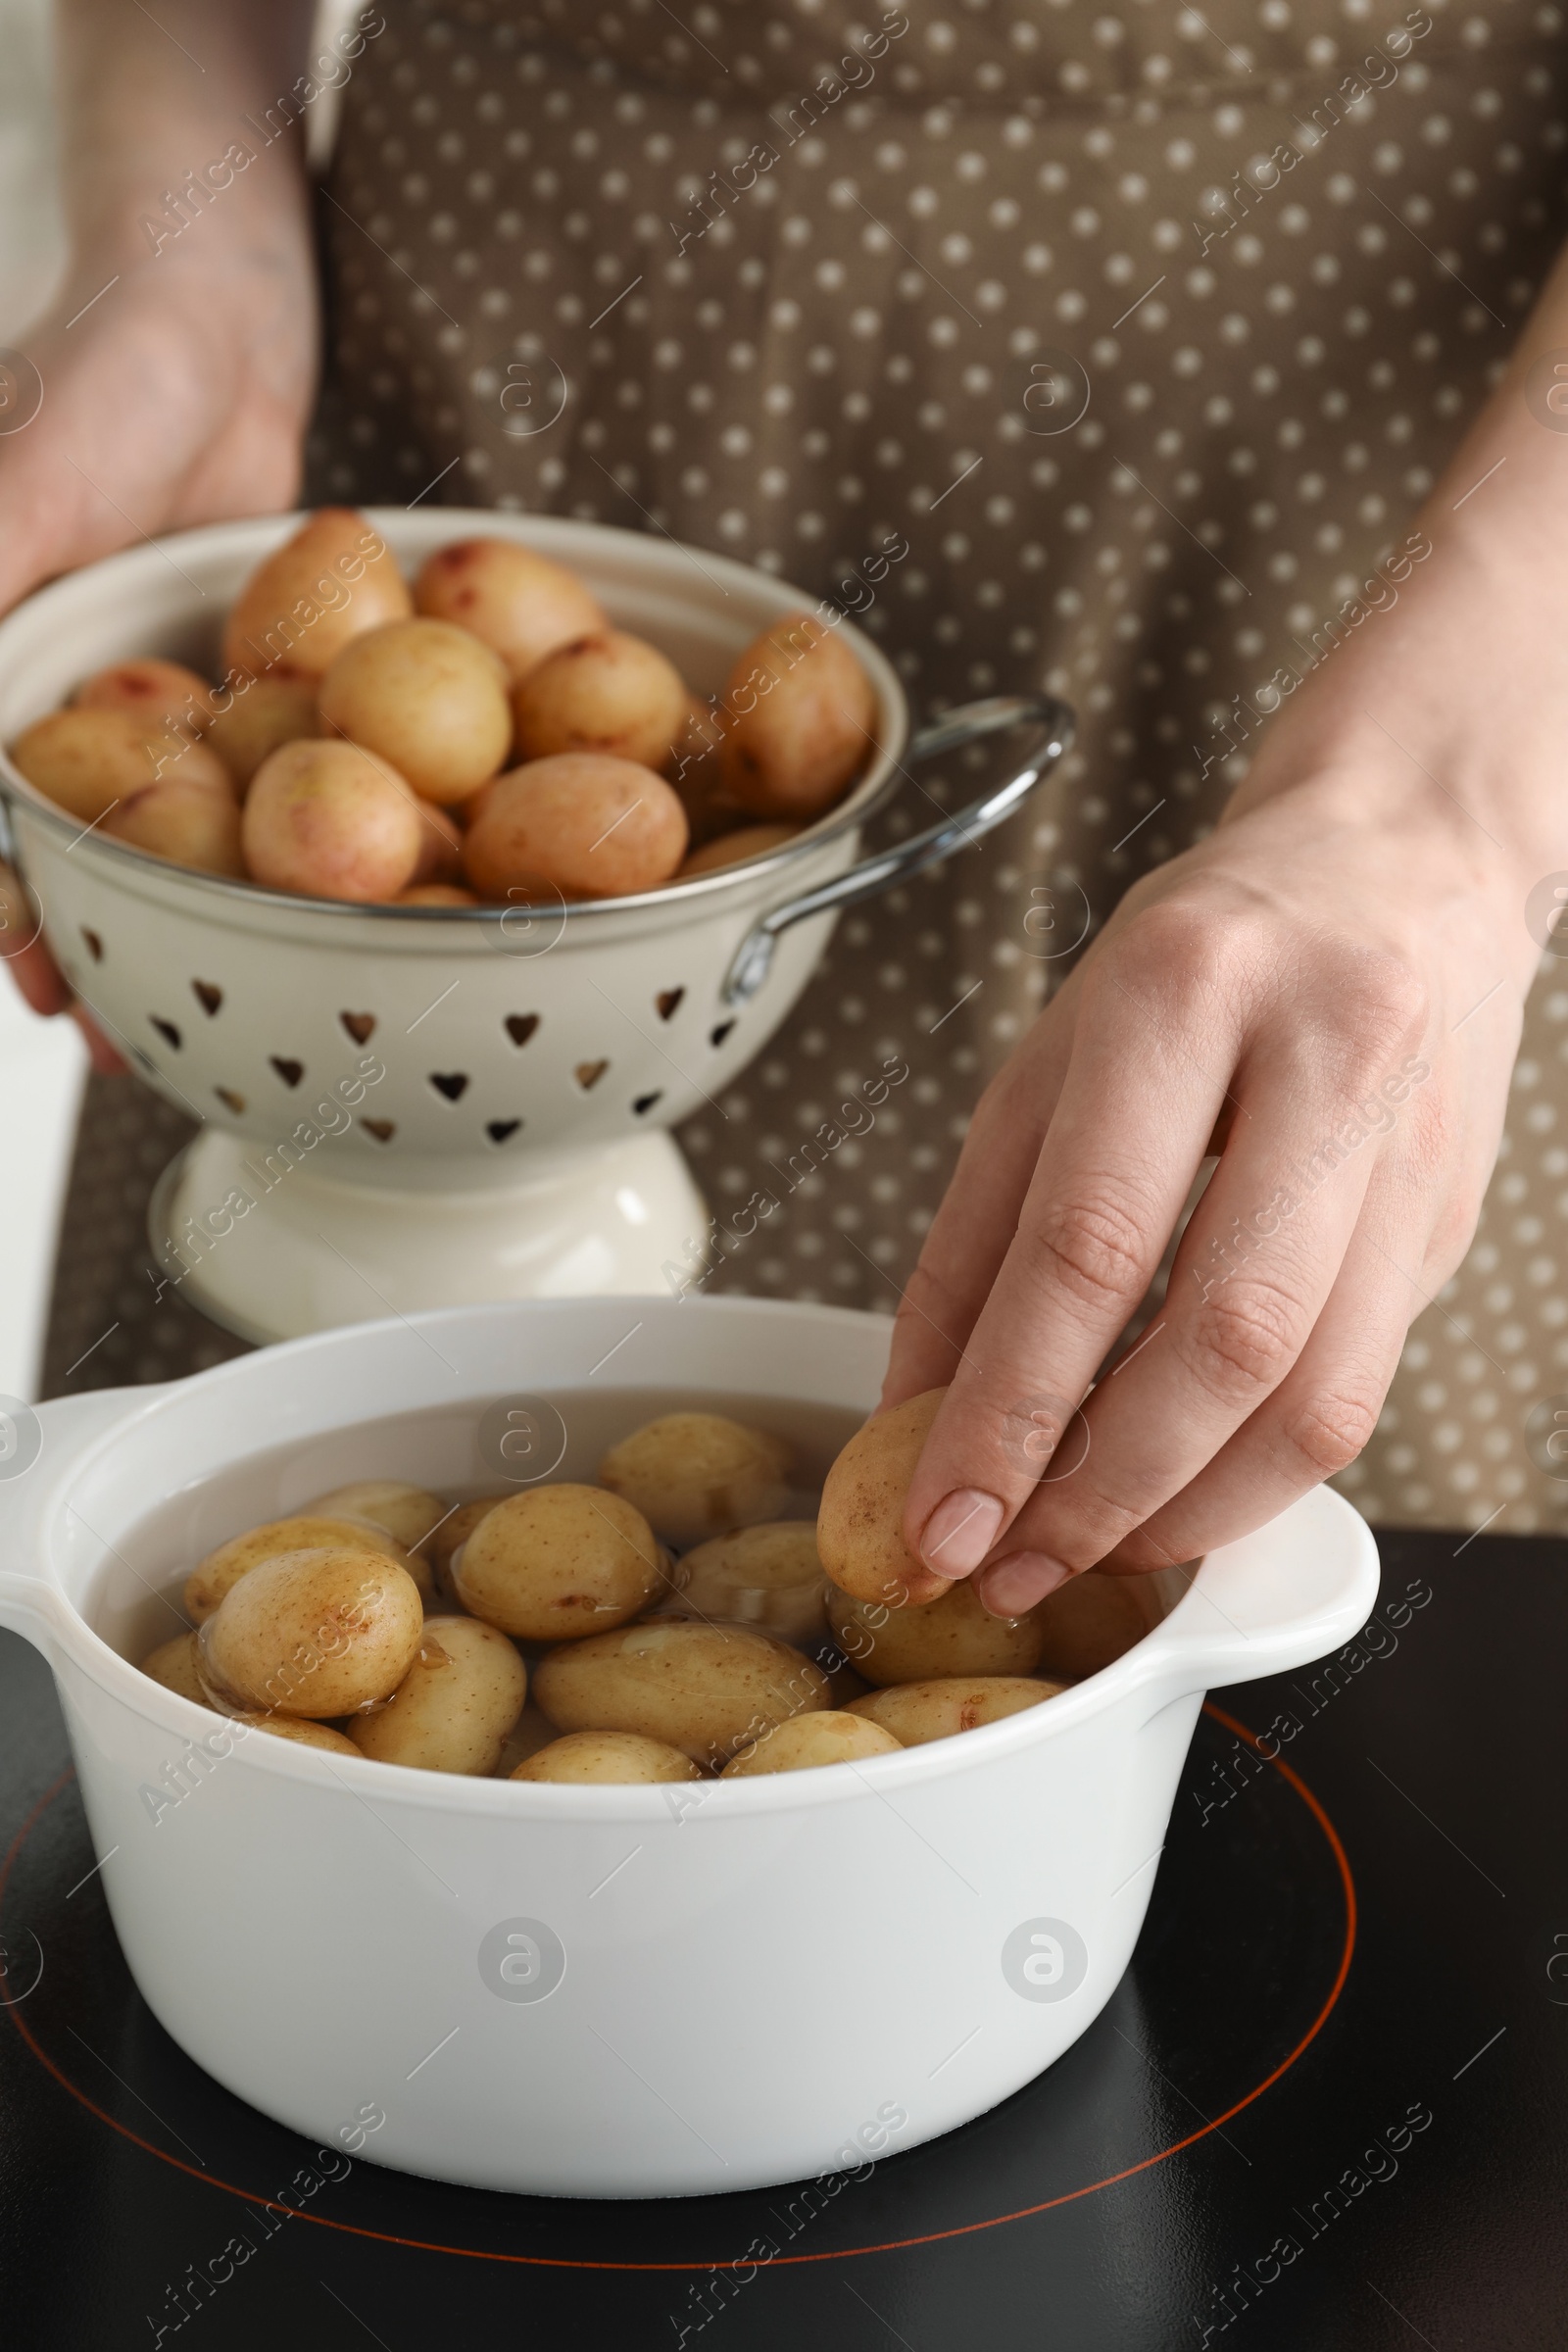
146, 1126, 709, 1344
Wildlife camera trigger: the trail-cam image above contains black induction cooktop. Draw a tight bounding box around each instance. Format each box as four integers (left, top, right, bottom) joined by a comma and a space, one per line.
1, 1526, 1561, 2350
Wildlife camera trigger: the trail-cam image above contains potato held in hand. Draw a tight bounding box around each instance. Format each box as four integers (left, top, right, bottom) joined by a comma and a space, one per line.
453, 1485, 665, 1642
512, 630, 688, 770
349, 1615, 528, 1774
222, 510, 412, 684
463, 754, 687, 902
200, 1547, 424, 1717
318, 618, 512, 805
847, 1676, 1064, 1748
415, 536, 606, 683
817, 1389, 950, 1608
828, 1577, 1047, 1687
513, 1731, 702, 1786
533, 1621, 829, 1766
598, 1412, 792, 1545
243, 740, 422, 902
720, 613, 876, 819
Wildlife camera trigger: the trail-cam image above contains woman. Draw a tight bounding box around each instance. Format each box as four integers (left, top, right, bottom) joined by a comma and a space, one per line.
4, 0, 1566, 1606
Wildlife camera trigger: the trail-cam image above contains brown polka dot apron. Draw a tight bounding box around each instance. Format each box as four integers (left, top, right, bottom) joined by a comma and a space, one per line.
45, 0, 1568, 1535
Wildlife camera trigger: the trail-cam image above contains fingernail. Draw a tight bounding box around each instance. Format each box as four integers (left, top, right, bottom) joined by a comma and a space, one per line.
919, 1489, 1005, 1576
977, 1551, 1070, 1617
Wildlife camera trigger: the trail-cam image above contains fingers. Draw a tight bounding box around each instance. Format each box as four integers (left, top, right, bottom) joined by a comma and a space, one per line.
1, 864, 124, 1069
902, 928, 1241, 1576
878, 980, 1080, 1410
1095, 1182, 1418, 1573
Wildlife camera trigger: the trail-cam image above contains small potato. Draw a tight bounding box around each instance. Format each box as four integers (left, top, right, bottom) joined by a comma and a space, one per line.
676, 824, 800, 880
513, 1731, 702, 1785
201, 1547, 425, 1717
104, 777, 246, 876
827, 1578, 1046, 1688
318, 617, 512, 805
722, 1710, 902, 1776
348, 1615, 528, 1775
397, 882, 480, 907
511, 630, 689, 770
74, 658, 217, 735
222, 509, 413, 684
427, 1494, 508, 1600
411, 797, 465, 886
668, 1521, 827, 1642
453, 1484, 665, 1642
847, 1676, 1064, 1748
463, 754, 687, 902
598, 1412, 792, 1545
305, 1480, 450, 1555
242, 739, 422, 902
720, 613, 876, 819
1032, 1570, 1170, 1681
233, 1713, 362, 1756
414, 536, 606, 683
186, 1513, 413, 1624
9, 708, 171, 823
817, 1390, 950, 1608
207, 676, 320, 787
140, 1631, 206, 1703
493, 1700, 562, 1777
533, 1621, 829, 1767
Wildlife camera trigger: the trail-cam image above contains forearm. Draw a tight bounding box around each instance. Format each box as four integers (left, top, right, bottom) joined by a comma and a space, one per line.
1228, 237, 1568, 899
53, 0, 320, 274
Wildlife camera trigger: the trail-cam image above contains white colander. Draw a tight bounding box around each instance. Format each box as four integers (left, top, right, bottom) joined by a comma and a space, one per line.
0, 510, 1071, 1342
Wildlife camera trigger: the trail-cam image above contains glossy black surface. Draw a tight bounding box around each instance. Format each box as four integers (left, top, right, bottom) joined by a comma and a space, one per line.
2, 1527, 1563, 2349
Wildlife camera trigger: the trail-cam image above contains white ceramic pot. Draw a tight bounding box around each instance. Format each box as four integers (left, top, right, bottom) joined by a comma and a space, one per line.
0, 1297, 1377, 2199
0, 510, 1072, 1341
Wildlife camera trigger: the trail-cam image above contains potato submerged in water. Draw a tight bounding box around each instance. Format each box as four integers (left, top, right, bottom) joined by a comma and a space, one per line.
453, 1485, 665, 1642
720, 614, 876, 818
827, 1577, 1047, 1687
513, 1730, 702, 1786
348, 1615, 528, 1774
817, 1390, 950, 1609
306, 1480, 449, 1555
511, 631, 688, 770
847, 1676, 1064, 1748
532, 1621, 828, 1767
666, 1521, 827, 1642
318, 617, 513, 805
598, 1413, 792, 1545
200, 1547, 425, 1717
463, 754, 687, 901
222, 510, 412, 684
722, 1711, 902, 1776
243, 739, 423, 902
415, 537, 606, 683
185, 1513, 411, 1624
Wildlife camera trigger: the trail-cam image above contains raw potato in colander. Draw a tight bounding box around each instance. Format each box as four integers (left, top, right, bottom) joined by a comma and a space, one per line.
462, 753, 689, 902
74, 657, 217, 734
9, 709, 186, 824
413, 535, 607, 683
104, 777, 245, 877
221, 509, 413, 683
242, 738, 423, 903
719, 612, 876, 819
318, 617, 513, 806
597, 1412, 793, 1545
206, 675, 320, 787
511, 629, 689, 770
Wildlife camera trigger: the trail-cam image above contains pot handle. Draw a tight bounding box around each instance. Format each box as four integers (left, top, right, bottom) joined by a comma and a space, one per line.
0, 1387, 153, 1656
1127, 1486, 1381, 1700
721, 691, 1075, 1006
